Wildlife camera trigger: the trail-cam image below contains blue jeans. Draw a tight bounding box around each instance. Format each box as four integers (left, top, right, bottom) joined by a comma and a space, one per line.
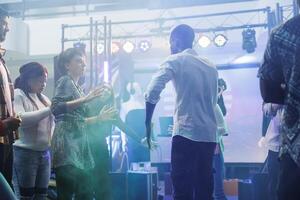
13, 146, 51, 200
213, 152, 227, 200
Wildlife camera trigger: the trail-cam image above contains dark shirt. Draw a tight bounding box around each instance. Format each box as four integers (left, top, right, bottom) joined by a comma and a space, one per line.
258, 15, 300, 167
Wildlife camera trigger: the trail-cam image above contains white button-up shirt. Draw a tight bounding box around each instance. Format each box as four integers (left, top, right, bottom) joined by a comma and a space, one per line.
145, 49, 218, 142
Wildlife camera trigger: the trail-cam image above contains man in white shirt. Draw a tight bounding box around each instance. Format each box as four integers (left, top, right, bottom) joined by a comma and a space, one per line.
145, 24, 218, 200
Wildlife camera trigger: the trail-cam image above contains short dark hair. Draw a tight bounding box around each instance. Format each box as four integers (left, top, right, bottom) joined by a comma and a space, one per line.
170, 24, 195, 48
0, 8, 9, 19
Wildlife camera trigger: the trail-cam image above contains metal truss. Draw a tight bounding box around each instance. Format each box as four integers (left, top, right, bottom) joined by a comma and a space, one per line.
62, 7, 272, 45
276, 0, 299, 24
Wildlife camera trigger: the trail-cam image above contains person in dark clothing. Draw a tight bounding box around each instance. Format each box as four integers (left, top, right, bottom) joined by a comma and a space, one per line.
258, 1, 300, 198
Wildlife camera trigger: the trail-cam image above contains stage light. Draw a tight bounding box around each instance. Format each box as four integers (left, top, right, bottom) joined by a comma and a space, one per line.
242, 28, 257, 53
103, 61, 109, 83
138, 40, 151, 52
111, 42, 120, 54
97, 43, 104, 54
73, 42, 86, 52
122, 41, 135, 53
198, 35, 211, 48
213, 34, 228, 47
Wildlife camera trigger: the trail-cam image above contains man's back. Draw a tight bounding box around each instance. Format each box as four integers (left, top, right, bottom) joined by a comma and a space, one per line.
171, 49, 218, 142
146, 48, 218, 142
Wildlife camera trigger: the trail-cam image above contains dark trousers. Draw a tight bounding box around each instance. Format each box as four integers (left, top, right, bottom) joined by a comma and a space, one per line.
55, 165, 92, 200
0, 144, 13, 190
171, 135, 216, 200
266, 150, 279, 200
90, 139, 112, 200
278, 153, 300, 200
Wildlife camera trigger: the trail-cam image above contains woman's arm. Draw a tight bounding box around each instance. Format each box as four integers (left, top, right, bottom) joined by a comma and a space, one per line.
18, 108, 51, 128
14, 91, 51, 127
52, 78, 110, 116
85, 105, 118, 124
113, 116, 143, 143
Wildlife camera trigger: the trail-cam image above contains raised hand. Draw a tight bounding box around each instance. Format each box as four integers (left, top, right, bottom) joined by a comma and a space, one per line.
85, 84, 111, 102
98, 84, 113, 103
98, 105, 118, 122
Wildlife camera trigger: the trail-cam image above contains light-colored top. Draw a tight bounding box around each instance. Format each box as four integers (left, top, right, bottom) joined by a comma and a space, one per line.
215, 104, 228, 152
13, 89, 54, 151
264, 103, 283, 152
145, 49, 218, 142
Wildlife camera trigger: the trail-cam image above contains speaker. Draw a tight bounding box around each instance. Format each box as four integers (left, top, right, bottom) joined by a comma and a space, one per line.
127, 171, 158, 200
238, 180, 253, 200
110, 172, 127, 200
252, 173, 268, 200
164, 172, 172, 195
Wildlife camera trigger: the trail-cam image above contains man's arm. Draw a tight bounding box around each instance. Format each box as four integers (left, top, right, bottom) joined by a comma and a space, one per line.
260, 79, 285, 104
258, 31, 285, 104
145, 102, 156, 148
144, 61, 176, 148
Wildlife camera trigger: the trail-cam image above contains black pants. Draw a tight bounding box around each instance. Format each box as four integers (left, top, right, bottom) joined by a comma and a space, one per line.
278, 153, 300, 200
266, 150, 280, 200
55, 165, 92, 200
90, 139, 112, 200
0, 144, 13, 190
171, 135, 216, 200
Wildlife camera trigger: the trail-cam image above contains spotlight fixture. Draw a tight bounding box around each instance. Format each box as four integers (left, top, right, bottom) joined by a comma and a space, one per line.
73, 42, 86, 52
111, 42, 120, 54
198, 35, 211, 48
213, 34, 228, 47
138, 40, 151, 52
122, 41, 135, 53
242, 28, 257, 53
96, 43, 104, 54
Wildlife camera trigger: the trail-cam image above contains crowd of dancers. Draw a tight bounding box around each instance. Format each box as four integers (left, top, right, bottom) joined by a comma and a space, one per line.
0, 1, 300, 199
